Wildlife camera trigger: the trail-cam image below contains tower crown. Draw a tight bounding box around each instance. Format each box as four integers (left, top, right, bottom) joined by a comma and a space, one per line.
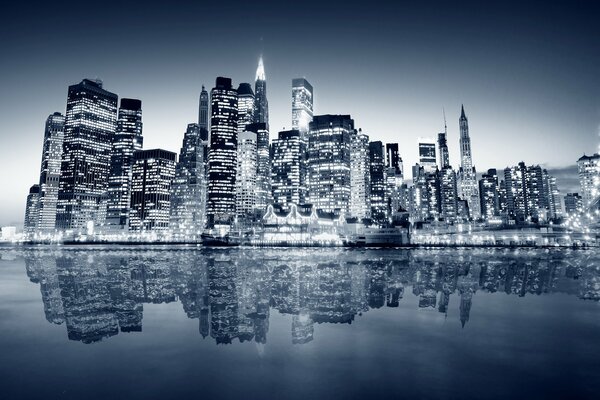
256, 56, 266, 81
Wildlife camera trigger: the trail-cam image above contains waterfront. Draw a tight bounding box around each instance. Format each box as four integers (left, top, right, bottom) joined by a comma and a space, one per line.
0, 247, 599, 399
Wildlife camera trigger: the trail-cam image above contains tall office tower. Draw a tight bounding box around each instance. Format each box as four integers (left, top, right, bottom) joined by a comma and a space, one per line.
129, 149, 176, 232
424, 172, 441, 221
479, 169, 499, 220
410, 166, 433, 222
236, 131, 258, 219
237, 83, 255, 133
37, 112, 65, 233
437, 132, 450, 169
207, 77, 238, 228
246, 122, 271, 212
457, 105, 480, 219
385, 143, 403, 216
525, 165, 547, 222
198, 85, 209, 132
307, 115, 353, 215
253, 56, 269, 130
106, 99, 143, 232
271, 129, 307, 210
440, 166, 458, 223
369, 141, 388, 223
56, 79, 118, 232
545, 172, 562, 219
170, 123, 207, 238
564, 193, 582, 215
503, 162, 528, 223
292, 78, 313, 137
418, 138, 437, 173
24, 184, 41, 236
577, 153, 600, 209
350, 129, 370, 219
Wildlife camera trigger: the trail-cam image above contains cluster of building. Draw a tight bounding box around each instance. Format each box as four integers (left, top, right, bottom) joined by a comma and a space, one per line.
21, 57, 600, 243
23, 248, 598, 344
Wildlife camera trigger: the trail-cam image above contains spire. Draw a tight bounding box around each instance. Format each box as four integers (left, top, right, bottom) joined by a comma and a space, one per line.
256, 56, 265, 81
460, 104, 466, 119
443, 107, 447, 133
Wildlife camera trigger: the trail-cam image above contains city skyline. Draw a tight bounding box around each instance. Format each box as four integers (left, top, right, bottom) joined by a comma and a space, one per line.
1, 1, 599, 226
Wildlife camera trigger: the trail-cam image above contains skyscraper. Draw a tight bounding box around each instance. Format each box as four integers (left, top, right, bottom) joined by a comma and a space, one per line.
37, 112, 65, 233
198, 85, 209, 133
307, 115, 353, 215
292, 78, 313, 137
440, 166, 458, 223
253, 57, 269, 131
237, 83, 255, 134
207, 77, 238, 228
129, 149, 176, 232
24, 184, 40, 236
577, 153, 600, 209
236, 131, 258, 219
479, 169, 499, 220
56, 79, 118, 232
437, 132, 450, 169
350, 129, 370, 220
271, 129, 306, 210
106, 98, 143, 232
385, 143, 403, 216
246, 122, 270, 213
170, 123, 207, 238
457, 105, 480, 219
418, 138, 437, 173
369, 141, 388, 223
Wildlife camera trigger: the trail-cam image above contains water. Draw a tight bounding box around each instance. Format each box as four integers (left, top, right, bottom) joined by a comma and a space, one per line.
0, 247, 599, 400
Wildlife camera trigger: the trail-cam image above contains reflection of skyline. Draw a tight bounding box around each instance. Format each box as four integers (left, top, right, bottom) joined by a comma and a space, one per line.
21, 248, 600, 345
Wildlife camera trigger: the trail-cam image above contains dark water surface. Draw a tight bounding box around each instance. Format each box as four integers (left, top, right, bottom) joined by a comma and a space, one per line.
1, 247, 599, 399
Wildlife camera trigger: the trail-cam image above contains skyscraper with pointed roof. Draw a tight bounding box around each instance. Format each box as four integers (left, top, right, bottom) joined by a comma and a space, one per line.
457, 105, 480, 219
253, 56, 269, 131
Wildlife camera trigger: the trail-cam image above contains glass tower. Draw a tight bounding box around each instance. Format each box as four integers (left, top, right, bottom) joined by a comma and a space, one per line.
207, 77, 238, 228
56, 79, 118, 232
350, 129, 370, 219
237, 83, 255, 134
106, 98, 143, 232
271, 129, 307, 210
307, 115, 353, 215
292, 78, 313, 138
37, 112, 65, 233
170, 123, 207, 239
369, 141, 388, 223
236, 131, 258, 220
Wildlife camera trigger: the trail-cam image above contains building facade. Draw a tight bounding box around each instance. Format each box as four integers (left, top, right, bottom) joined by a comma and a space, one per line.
106, 98, 143, 232
237, 83, 255, 133
271, 129, 306, 210
457, 105, 480, 219
292, 78, 313, 137
369, 141, 388, 223
56, 79, 118, 232
129, 149, 176, 232
207, 77, 238, 227
307, 115, 353, 215
350, 129, 370, 220
236, 131, 258, 219
24, 185, 41, 236
170, 123, 207, 238
577, 153, 600, 209
253, 57, 269, 130
37, 112, 65, 233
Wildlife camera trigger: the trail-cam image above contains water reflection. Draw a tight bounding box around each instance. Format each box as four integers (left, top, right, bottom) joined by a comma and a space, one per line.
19, 248, 600, 345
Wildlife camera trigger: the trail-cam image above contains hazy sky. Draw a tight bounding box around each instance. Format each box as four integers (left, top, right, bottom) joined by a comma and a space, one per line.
1, 0, 599, 226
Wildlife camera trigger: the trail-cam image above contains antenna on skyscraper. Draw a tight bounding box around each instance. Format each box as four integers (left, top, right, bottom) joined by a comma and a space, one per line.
443, 107, 447, 134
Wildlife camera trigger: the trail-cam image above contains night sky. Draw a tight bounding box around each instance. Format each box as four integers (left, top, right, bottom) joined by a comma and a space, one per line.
0, 0, 598, 225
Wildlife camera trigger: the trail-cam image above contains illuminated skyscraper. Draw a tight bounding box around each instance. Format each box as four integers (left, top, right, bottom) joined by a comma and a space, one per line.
307, 115, 353, 215
106, 99, 143, 232
24, 184, 40, 236
253, 57, 269, 130
271, 129, 306, 210
237, 83, 255, 133
440, 166, 458, 223
385, 143, 403, 216
170, 123, 207, 238
207, 77, 238, 227
56, 79, 118, 232
577, 153, 600, 209
292, 78, 313, 137
198, 85, 209, 132
246, 122, 271, 213
37, 112, 65, 233
479, 169, 499, 220
418, 138, 437, 173
350, 129, 370, 219
236, 131, 258, 219
129, 149, 176, 232
369, 141, 388, 223
437, 132, 449, 169
457, 105, 480, 219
